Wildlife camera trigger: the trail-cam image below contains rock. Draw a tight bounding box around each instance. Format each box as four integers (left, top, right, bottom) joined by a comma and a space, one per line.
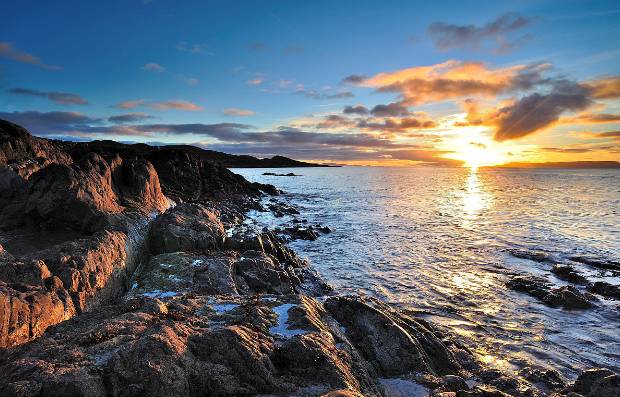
574, 368, 617, 395
518, 367, 565, 391
442, 375, 470, 392
234, 251, 297, 295
543, 286, 596, 309
457, 385, 512, 397
588, 373, 620, 397
324, 295, 462, 377
587, 281, 620, 299
507, 249, 553, 263
551, 264, 590, 285
148, 203, 225, 254
283, 226, 319, 241
569, 256, 620, 272
262, 172, 301, 176
506, 275, 595, 309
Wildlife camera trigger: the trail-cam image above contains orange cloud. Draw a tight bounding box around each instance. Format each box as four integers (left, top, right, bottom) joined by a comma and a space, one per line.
585, 76, 620, 100
223, 108, 256, 116
149, 101, 204, 111
363, 60, 550, 105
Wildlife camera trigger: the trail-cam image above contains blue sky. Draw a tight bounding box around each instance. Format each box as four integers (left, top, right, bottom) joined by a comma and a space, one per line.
1, 1, 619, 165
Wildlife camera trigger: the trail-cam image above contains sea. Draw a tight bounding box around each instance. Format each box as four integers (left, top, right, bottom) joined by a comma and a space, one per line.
232, 166, 620, 379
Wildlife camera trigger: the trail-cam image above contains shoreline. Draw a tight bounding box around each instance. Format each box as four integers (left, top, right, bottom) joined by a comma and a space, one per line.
0, 119, 618, 396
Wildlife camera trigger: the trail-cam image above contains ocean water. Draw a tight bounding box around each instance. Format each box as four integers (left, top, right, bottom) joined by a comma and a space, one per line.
232, 166, 620, 379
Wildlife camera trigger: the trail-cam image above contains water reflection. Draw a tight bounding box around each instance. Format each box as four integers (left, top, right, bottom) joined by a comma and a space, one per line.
461, 168, 491, 228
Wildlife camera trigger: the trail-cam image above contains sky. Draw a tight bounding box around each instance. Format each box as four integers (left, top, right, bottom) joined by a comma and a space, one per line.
1, 0, 619, 167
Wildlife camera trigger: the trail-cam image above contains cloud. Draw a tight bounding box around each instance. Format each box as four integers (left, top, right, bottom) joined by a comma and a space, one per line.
580, 130, 620, 141
541, 147, 593, 153
110, 99, 202, 111
0, 111, 98, 135
370, 102, 412, 117
8, 88, 87, 105
223, 108, 256, 117
141, 63, 165, 72
584, 76, 620, 100
561, 113, 620, 124
364, 60, 550, 105
112, 99, 146, 109
176, 41, 208, 54
490, 80, 592, 141
295, 88, 354, 100
283, 45, 304, 54
1, 111, 456, 165
247, 76, 265, 85
0, 42, 62, 70
178, 74, 200, 86
341, 74, 367, 85
343, 105, 369, 115
148, 101, 204, 111
427, 12, 535, 53
358, 117, 437, 132
108, 113, 155, 123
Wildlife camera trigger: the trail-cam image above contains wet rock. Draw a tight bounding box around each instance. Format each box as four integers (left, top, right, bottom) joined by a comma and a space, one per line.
543, 285, 595, 309
506, 275, 595, 310
551, 264, 590, 285
283, 226, 320, 241
569, 256, 620, 272
457, 385, 512, 397
574, 368, 618, 396
267, 200, 300, 217
442, 375, 470, 392
518, 367, 566, 391
262, 172, 301, 176
507, 249, 553, 263
149, 203, 225, 254
587, 281, 620, 300
324, 295, 462, 377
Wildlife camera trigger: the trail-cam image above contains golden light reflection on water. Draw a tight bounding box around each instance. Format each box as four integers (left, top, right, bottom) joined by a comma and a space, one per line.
460, 168, 492, 229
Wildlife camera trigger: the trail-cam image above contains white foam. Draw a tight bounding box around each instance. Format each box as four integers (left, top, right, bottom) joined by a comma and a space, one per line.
191, 259, 204, 267
211, 303, 239, 314
142, 290, 179, 298
379, 378, 429, 397
269, 303, 306, 338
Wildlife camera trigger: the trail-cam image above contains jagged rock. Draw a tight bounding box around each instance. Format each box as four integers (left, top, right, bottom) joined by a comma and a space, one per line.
587, 281, 620, 299
324, 295, 462, 377
148, 203, 225, 254
568, 256, 620, 272
234, 250, 297, 295
518, 367, 566, 391
551, 264, 590, 285
507, 249, 553, 263
0, 295, 390, 397
574, 368, 618, 396
506, 275, 596, 309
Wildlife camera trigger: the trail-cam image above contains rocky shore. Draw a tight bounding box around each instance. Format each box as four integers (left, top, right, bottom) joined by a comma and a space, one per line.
0, 118, 618, 397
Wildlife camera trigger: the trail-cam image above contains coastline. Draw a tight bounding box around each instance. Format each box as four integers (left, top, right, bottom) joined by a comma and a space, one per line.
0, 119, 618, 397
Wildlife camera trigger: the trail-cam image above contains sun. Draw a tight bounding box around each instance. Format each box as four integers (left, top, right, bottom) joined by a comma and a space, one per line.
440, 126, 509, 168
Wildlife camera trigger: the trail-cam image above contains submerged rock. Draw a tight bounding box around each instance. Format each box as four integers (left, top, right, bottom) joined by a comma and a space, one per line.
506, 275, 596, 310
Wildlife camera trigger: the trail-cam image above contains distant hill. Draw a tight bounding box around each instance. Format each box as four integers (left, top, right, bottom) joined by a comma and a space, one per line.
163, 144, 331, 168
48, 139, 329, 168
488, 161, 620, 169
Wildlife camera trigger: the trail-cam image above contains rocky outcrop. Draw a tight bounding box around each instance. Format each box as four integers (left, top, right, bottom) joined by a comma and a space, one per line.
148, 203, 225, 254
0, 120, 275, 348
506, 275, 596, 309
